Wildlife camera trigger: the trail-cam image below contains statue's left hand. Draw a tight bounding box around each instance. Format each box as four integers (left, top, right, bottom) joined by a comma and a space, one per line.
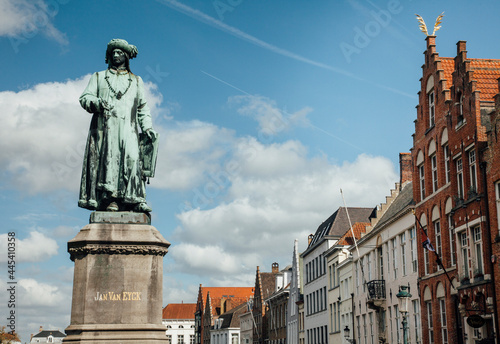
146, 129, 158, 140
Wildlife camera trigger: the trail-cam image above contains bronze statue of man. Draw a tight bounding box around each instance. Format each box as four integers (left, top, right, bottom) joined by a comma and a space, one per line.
78, 38, 158, 212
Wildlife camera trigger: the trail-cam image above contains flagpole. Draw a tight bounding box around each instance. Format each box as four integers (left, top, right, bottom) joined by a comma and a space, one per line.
340, 189, 368, 286
412, 209, 454, 288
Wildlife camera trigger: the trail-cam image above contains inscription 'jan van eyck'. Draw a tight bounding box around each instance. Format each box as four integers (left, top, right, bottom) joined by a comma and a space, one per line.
94, 291, 142, 301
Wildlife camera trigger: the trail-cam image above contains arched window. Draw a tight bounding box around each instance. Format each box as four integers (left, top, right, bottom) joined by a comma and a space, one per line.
427, 75, 435, 127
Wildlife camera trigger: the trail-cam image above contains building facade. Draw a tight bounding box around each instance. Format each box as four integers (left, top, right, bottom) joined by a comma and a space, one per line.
195, 286, 254, 344
287, 240, 302, 344
163, 303, 197, 344
252, 264, 279, 344
302, 206, 374, 344
413, 36, 500, 344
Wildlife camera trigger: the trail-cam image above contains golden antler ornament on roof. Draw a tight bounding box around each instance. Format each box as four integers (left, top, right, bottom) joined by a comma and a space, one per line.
415, 12, 444, 36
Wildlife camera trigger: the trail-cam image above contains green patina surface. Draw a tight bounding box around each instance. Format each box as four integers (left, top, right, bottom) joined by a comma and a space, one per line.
78, 39, 158, 213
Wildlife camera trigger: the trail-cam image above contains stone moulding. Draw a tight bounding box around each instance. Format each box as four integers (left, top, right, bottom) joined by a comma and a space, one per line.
68, 243, 169, 261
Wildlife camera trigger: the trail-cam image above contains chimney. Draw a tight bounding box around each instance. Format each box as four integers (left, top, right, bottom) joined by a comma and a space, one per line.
308, 234, 314, 245
39, 326, 43, 332
272, 262, 279, 273
399, 153, 412, 187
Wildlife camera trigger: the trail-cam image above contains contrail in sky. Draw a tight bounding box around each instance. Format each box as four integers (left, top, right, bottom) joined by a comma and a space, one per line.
156, 0, 416, 99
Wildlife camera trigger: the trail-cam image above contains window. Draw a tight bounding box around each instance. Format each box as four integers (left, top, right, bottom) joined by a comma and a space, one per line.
363, 314, 367, 344
357, 316, 361, 344
330, 304, 334, 331
166, 335, 172, 344
424, 228, 430, 275
377, 247, 384, 279
392, 238, 398, 279
395, 305, 400, 343
444, 145, 451, 183
427, 302, 434, 344
439, 299, 448, 344
178, 335, 184, 344
410, 227, 418, 273
419, 164, 426, 200
457, 158, 464, 199
429, 90, 435, 127
400, 232, 407, 276
367, 252, 372, 281
389, 307, 393, 343
431, 154, 438, 192
333, 303, 337, 331
469, 150, 477, 193
356, 262, 360, 292
369, 312, 374, 344
496, 181, 500, 233
434, 220, 442, 271
231, 334, 238, 344
449, 215, 456, 266
457, 91, 464, 125
473, 226, 483, 275
190, 335, 195, 344
413, 300, 421, 344
461, 232, 469, 280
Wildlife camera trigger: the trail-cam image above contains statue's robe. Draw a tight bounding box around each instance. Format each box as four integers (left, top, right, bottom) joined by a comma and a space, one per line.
78, 69, 152, 210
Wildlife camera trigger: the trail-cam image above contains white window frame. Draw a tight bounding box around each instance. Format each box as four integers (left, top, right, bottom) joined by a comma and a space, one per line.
429, 90, 435, 127
410, 227, 418, 273
439, 298, 448, 344
444, 145, 450, 184
392, 238, 398, 279
400, 232, 407, 276
457, 158, 464, 199
469, 150, 477, 193
431, 154, 438, 193
427, 301, 434, 344
434, 220, 442, 271
461, 232, 469, 280
413, 300, 421, 344
496, 181, 500, 234
449, 214, 456, 266
473, 226, 483, 276
419, 164, 426, 200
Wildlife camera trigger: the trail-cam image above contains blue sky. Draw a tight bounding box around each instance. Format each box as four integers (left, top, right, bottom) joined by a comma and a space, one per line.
1, 0, 500, 340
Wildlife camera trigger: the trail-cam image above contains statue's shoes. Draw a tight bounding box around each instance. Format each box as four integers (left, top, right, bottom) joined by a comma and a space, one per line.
134, 202, 152, 212
107, 202, 119, 212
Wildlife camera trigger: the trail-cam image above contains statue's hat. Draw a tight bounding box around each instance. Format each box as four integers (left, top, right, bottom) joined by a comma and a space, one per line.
105, 39, 138, 63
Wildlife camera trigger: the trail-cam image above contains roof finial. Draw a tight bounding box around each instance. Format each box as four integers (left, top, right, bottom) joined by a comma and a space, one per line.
415, 12, 444, 36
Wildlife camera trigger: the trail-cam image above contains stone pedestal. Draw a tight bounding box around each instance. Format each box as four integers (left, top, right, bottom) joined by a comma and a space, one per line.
63, 212, 170, 344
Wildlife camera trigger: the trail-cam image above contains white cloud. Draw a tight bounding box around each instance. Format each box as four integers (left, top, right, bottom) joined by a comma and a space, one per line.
0, 0, 68, 45
230, 95, 312, 134
0, 231, 58, 263
0, 75, 163, 195
153, 120, 235, 190
171, 135, 398, 281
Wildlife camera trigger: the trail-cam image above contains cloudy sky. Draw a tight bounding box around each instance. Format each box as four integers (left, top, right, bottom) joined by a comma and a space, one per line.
1, 0, 500, 341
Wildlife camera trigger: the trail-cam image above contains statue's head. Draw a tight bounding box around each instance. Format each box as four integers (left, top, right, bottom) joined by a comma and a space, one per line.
105, 39, 138, 71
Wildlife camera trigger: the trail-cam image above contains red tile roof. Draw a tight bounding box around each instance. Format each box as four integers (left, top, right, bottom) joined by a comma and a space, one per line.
441, 57, 455, 87
163, 303, 197, 320
470, 59, 500, 101
198, 287, 254, 318
338, 222, 369, 246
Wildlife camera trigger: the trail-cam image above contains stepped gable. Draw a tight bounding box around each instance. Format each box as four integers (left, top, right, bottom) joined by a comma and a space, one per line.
371, 182, 414, 231
197, 286, 254, 318
163, 303, 197, 320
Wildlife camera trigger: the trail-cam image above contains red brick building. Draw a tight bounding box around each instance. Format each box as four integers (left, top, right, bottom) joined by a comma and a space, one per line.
413, 36, 500, 344
194, 285, 254, 344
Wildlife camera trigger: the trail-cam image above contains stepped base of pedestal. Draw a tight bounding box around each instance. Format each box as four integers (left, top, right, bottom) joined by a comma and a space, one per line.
64, 324, 168, 344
